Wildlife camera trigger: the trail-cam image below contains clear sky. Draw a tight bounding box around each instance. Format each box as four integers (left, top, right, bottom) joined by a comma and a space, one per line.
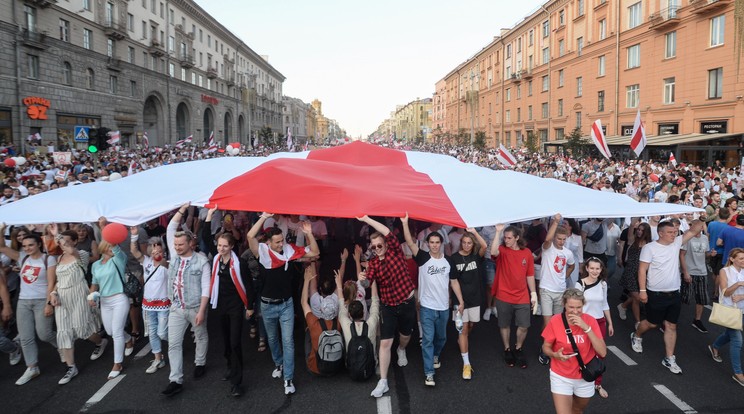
195, 0, 544, 138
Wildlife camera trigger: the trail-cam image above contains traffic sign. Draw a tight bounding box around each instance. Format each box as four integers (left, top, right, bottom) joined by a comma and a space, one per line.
74, 126, 90, 142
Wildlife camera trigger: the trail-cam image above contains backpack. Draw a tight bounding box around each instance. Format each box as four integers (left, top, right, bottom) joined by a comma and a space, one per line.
346, 321, 375, 381
316, 319, 344, 376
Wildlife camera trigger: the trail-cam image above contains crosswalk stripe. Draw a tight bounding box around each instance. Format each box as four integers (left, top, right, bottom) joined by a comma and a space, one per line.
80, 374, 126, 412
607, 345, 638, 366
376, 395, 392, 414
134, 343, 152, 360
652, 383, 697, 413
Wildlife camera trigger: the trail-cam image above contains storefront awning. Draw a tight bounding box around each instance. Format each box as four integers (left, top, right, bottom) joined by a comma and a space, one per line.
547, 132, 740, 147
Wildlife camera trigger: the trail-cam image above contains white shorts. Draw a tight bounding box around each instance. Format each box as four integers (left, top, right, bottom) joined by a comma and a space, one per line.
540, 288, 564, 316
453, 306, 480, 323
549, 370, 595, 398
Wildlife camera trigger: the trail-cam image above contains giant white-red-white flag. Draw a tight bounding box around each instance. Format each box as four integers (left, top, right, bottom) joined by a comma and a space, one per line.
669, 152, 678, 167
629, 109, 646, 157
590, 120, 611, 159
496, 144, 517, 167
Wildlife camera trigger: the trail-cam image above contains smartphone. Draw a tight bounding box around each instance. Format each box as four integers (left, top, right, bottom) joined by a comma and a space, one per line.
565, 352, 578, 357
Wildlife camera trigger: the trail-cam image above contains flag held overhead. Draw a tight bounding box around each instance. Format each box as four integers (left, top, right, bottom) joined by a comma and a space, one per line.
591, 119, 611, 160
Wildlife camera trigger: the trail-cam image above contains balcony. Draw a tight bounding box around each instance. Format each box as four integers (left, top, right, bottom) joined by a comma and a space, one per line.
520, 69, 533, 80
27, 0, 56, 8
691, 0, 732, 14
510, 73, 521, 83
148, 39, 165, 57
21, 29, 47, 50
226, 76, 235, 87
179, 54, 195, 68
649, 6, 680, 30
103, 20, 127, 40
106, 56, 122, 71
206, 66, 218, 79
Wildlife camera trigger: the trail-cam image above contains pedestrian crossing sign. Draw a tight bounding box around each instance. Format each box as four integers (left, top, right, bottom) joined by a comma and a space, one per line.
74, 126, 89, 142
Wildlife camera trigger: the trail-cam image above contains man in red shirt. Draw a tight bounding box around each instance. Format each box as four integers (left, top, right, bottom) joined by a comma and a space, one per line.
358, 215, 416, 398
490, 224, 538, 369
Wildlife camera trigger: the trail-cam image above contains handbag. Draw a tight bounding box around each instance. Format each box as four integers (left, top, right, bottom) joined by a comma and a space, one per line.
561, 312, 606, 382
709, 288, 743, 330
114, 262, 142, 298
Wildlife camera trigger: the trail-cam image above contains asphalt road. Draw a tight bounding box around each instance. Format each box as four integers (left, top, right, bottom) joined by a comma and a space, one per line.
3, 278, 744, 414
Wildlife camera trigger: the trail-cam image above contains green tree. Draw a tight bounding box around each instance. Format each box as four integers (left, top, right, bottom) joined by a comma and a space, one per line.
415, 130, 425, 144
474, 131, 486, 150
259, 126, 273, 145
563, 127, 586, 158
457, 128, 468, 146
525, 131, 539, 154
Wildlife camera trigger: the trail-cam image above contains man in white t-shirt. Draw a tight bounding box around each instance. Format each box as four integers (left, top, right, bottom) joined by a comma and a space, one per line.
417, 222, 451, 255
538, 214, 575, 365
630, 220, 703, 375
402, 214, 463, 388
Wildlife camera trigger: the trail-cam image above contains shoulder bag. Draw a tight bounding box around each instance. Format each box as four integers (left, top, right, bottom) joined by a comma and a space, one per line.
561, 312, 606, 382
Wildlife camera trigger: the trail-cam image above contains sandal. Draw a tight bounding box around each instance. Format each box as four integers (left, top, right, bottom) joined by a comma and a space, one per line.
257, 339, 267, 352
249, 325, 257, 339
595, 385, 608, 399
130, 331, 141, 342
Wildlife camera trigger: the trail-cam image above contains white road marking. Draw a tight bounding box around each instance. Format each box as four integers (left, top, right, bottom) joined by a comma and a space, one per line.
652, 383, 697, 414
607, 345, 638, 366
80, 374, 126, 412
134, 343, 151, 359
376, 395, 392, 414
705, 305, 712, 311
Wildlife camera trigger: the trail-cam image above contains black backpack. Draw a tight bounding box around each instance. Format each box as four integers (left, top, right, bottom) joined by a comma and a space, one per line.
316, 319, 344, 376
346, 321, 375, 381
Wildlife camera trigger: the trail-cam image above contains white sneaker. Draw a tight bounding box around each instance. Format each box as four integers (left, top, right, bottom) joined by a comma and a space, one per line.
90, 338, 108, 361
433, 356, 441, 369
58, 365, 78, 385
630, 332, 643, 353
396, 347, 408, 367
424, 374, 435, 387
124, 344, 134, 357
483, 308, 492, 321
617, 304, 627, 321
662, 356, 682, 374
146, 358, 166, 374
370, 379, 389, 398
491, 307, 499, 318
272, 365, 283, 378
9, 340, 22, 366
15, 366, 40, 385
284, 380, 295, 395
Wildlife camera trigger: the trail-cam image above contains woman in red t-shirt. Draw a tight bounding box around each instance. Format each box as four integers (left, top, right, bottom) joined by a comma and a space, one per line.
541, 289, 607, 414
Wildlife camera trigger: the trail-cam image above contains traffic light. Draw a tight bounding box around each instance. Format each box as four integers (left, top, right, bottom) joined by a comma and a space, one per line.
87, 128, 99, 153
97, 127, 111, 151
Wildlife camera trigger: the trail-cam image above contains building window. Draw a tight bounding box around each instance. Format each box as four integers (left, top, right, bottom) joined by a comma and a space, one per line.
160, 2, 164, 18
628, 2, 642, 29
130, 80, 136, 97
577, 37, 583, 57
168, 62, 174, 77
599, 19, 606, 40
142, 51, 148, 68
83, 28, 92, 49
527, 80, 533, 96
627, 44, 640, 68
559, 10, 565, 26
528, 105, 533, 120
556, 128, 565, 140
506, 44, 512, 58
142, 21, 147, 39
63, 61, 72, 85
109, 75, 118, 94
558, 69, 564, 87
107, 38, 114, 57
708, 67, 723, 98
542, 47, 550, 64
86, 68, 95, 89
665, 31, 676, 58
559, 39, 565, 56
150, 0, 155, 13
168, 36, 175, 53
664, 77, 675, 104
191, 72, 196, 84
127, 13, 134, 31
207, 78, 211, 90
169, 8, 174, 24
207, 34, 211, 47
198, 74, 203, 87
576, 112, 582, 130
181, 68, 186, 81
711, 15, 725, 47
506, 110, 511, 122
517, 85, 522, 99
626, 84, 640, 108
27, 54, 38, 79
506, 88, 511, 102
539, 129, 548, 143
542, 75, 549, 91
598, 90, 605, 112
83, 0, 91, 11
128, 46, 135, 63
576, 77, 583, 97
557, 99, 564, 116
517, 108, 521, 122
529, 30, 534, 46
59, 19, 69, 41
577, 0, 585, 16
542, 20, 550, 37
199, 29, 203, 42
542, 102, 549, 119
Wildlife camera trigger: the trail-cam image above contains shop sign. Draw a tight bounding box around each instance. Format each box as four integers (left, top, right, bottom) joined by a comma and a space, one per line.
700, 120, 728, 134
621, 125, 634, 136
23, 96, 51, 120
658, 123, 679, 135
201, 94, 218, 105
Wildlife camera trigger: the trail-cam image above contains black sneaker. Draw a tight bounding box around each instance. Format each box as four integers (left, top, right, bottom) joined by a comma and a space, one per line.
161, 382, 183, 396
504, 348, 516, 367
514, 348, 527, 369
692, 320, 708, 333
194, 365, 206, 379
230, 384, 243, 398
538, 350, 551, 365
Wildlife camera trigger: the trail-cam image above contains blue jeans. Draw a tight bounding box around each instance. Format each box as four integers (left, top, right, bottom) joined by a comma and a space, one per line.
606, 255, 617, 280
0, 325, 18, 354
146, 310, 169, 354
261, 299, 295, 381
420, 306, 448, 376
713, 327, 743, 375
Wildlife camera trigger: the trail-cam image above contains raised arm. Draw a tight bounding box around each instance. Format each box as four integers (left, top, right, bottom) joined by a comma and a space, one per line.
300, 221, 320, 258
490, 224, 505, 258
167, 203, 190, 256
357, 215, 390, 237
467, 227, 488, 257
543, 214, 561, 250
681, 220, 704, 246
300, 264, 315, 315
247, 212, 273, 258
400, 213, 419, 257
201, 206, 218, 256
130, 226, 144, 263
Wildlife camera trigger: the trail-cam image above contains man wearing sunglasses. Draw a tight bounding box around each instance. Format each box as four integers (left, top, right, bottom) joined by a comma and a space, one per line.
357, 215, 416, 398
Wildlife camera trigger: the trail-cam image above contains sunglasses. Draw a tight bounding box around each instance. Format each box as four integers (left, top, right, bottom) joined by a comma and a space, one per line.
370, 243, 385, 250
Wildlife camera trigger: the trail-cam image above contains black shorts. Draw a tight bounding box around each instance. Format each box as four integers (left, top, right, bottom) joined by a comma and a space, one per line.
645, 290, 681, 325
380, 296, 416, 340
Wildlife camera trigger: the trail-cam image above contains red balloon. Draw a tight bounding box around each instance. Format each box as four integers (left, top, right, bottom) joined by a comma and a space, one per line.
229, 142, 241, 148
102, 223, 128, 245
3, 158, 16, 168
649, 173, 659, 183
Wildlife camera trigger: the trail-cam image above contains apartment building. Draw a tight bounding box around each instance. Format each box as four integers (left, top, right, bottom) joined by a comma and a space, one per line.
438, 0, 743, 165
0, 0, 285, 150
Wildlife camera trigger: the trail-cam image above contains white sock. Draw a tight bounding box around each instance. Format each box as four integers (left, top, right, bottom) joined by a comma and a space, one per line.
462, 353, 470, 365
379, 378, 388, 386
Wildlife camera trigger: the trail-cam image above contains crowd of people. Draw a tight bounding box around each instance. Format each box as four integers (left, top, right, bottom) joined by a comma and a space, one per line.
1, 139, 744, 413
